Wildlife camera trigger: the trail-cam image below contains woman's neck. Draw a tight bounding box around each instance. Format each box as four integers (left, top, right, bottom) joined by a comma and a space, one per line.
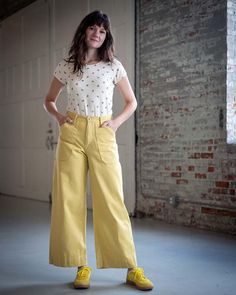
85, 49, 99, 64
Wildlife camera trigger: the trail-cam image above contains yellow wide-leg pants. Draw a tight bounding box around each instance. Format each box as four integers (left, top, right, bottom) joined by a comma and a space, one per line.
49, 111, 137, 268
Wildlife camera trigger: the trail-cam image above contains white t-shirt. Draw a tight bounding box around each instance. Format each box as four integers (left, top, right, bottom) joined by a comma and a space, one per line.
53, 58, 127, 117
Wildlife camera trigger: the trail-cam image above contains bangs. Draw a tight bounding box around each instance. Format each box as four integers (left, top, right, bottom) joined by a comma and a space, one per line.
85, 11, 110, 31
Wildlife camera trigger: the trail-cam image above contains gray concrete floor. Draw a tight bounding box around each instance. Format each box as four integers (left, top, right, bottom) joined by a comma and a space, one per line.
0, 194, 236, 295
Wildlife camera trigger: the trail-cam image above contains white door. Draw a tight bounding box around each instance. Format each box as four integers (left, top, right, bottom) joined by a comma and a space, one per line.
0, 0, 51, 201
0, 0, 136, 214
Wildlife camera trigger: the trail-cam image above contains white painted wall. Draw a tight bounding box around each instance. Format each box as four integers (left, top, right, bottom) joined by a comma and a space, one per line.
0, 0, 136, 214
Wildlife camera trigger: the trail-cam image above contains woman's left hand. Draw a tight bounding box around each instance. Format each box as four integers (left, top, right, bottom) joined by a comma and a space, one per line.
101, 119, 119, 132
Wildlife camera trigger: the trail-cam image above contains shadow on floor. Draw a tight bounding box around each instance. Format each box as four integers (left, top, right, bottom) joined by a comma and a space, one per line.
0, 282, 139, 295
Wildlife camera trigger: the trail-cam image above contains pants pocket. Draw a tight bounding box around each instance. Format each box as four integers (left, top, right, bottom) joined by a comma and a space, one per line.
95, 126, 119, 164
56, 123, 76, 161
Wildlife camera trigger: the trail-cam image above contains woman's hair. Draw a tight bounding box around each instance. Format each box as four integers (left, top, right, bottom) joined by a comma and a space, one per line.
64, 10, 115, 75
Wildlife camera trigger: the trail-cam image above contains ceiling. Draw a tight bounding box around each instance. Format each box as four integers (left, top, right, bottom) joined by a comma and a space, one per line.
0, 0, 37, 22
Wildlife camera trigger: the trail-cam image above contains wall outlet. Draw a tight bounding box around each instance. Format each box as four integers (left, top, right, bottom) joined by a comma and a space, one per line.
169, 195, 180, 208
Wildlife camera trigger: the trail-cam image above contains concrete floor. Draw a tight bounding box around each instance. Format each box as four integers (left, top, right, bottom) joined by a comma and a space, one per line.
0, 195, 236, 295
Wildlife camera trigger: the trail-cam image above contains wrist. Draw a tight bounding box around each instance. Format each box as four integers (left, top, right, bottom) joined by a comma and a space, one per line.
55, 112, 63, 122
112, 117, 122, 129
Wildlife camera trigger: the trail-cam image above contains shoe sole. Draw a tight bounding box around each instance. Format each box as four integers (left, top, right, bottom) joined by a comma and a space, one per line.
126, 280, 153, 291
74, 284, 90, 289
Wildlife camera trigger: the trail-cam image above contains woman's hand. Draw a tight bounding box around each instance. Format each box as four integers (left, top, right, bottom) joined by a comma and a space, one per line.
57, 114, 73, 126
101, 119, 119, 132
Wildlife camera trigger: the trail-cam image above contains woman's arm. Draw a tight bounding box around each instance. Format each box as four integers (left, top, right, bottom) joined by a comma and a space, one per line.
102, 76, 137, 132
43, 77, 73, 126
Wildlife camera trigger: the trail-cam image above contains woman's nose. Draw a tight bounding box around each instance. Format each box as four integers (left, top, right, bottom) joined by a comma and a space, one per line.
93, 28, 100, 36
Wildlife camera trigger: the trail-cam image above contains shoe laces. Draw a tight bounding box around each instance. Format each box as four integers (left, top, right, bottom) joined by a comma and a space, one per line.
77, 266, 90, 279
133, 268, 148, 281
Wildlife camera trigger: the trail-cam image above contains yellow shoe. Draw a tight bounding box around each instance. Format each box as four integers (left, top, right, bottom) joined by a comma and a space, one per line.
73, 266, 92, 289
126, 267, 154, 291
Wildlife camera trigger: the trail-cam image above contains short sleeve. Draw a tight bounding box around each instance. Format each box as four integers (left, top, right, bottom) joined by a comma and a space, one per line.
114, 60, 127, 84
53, 60, 69, 84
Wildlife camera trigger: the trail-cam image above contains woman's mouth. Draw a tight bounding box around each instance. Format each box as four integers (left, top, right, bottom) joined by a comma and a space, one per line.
91, 38, 99, 42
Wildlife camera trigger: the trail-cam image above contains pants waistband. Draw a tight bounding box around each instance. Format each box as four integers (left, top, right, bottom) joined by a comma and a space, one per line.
66, 111, 112, 125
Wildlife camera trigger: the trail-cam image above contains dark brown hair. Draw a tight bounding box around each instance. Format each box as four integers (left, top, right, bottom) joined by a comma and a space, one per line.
64, 10, 115, 75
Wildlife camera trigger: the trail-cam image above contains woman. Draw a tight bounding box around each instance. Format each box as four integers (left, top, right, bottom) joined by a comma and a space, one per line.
44, 10, 154, 291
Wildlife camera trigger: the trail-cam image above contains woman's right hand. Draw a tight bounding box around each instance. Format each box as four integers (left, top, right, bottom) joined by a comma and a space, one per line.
57, 114, 74, 126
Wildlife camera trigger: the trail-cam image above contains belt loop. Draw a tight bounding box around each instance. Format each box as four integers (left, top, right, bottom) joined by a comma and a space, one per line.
74, 113, 78, 125
99, 117, 102, 127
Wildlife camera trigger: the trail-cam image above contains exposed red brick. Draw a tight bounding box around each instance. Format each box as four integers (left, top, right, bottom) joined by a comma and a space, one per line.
144, 79, 154, 87
201, 193, 207, 199
188, 166, 195, 171
170, 95, 181, 101
229, 189, 235, 195
201, 153, 214, 159
195, 173, 207, 179
201, 207, 236, 217
154, 111, 159, 118
176, 166, 182, 171
188, 30, 199, 37
139, 26, 149, 33
189, 153, 201, 159
176, 179, 188, 185
206, 194, 214, 200
212, 188, 234, 195
208, 166, 215, 172
212, 188, 222, 194
207, 139, 214, 144
171, 172, 181, 177
224, 175, 236, 181
178, 107, 189, 112
215, 181, 229, 188
215, 195, 226, 201
138, 4, 236, 234
200, 90, 219, 97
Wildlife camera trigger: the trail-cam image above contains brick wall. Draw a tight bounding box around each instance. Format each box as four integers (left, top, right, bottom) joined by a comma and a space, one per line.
136, 0, 236, 234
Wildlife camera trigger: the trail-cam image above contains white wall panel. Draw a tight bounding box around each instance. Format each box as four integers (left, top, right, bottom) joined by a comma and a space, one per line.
0, 0, 51, 201
24, 99, 50, 148
22, 0, 49, 60
1, 15, 22, 67
0, 149, 23, 192
0, 103, 23, 148
52, 0, 88, 50
0, 70, 4, 100
24, 148, 50, 191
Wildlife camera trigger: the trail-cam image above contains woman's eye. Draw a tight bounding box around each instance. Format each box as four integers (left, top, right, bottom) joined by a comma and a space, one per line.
100, 30, 106, 34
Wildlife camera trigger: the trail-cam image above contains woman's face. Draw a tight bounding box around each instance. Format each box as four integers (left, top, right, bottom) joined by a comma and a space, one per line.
85, 24, 107, 49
